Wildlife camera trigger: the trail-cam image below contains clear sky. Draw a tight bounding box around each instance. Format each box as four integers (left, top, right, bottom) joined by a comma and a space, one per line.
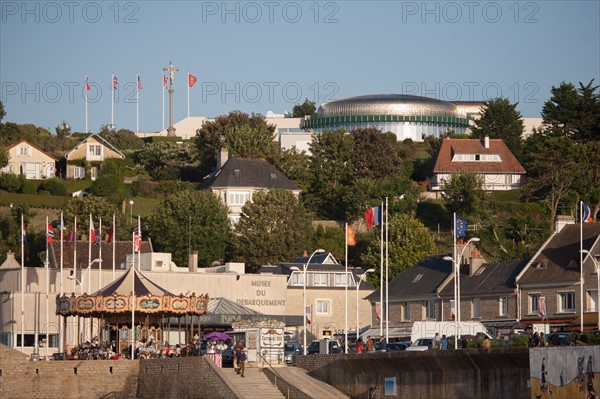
1, 0, 599, 133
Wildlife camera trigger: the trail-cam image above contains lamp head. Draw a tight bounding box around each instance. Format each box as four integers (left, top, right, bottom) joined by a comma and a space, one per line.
443, 256, 453, 262
366, 268, 375, 273
469, 237, 480, 243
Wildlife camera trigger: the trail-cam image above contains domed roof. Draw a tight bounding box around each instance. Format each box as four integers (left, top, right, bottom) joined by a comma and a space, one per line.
317, 94, 460, 118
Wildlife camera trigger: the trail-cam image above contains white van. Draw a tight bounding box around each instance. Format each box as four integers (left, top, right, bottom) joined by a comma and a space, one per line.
411, 321, 493, 343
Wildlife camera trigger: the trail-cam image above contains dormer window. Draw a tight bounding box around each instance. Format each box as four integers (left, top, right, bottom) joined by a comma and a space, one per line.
412, 274, 424, 283
532, 261, 546, 270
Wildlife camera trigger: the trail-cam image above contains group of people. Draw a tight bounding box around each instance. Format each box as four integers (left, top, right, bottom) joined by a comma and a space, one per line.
432, 333, 450, 350
354, 335, 387, 353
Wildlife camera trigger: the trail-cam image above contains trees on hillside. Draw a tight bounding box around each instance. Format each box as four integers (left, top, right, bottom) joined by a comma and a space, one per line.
145, 191, 231, 268
442, 171, 486, 216
194, 111, 276, 174
224, 124, 276, 159
62, 197, 128, 240
231, 189, 312, 273
360, 214, 435, 286
470, 97, 525, 159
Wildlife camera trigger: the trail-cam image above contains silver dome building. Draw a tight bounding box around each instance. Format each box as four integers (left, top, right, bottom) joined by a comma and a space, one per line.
305, 94, 481, 141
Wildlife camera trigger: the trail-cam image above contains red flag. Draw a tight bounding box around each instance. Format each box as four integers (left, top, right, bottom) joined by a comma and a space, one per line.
347, 226, 356, 246
47, 223, 54, 244
188, 73, 198, 88
112, 75, 118, 89
106, 226, 114, 244
66, 227, 75, 243
85, 77, 90, 91
89, 220, 97, 243
163, 74, 167, 90
137, 75, 143, 90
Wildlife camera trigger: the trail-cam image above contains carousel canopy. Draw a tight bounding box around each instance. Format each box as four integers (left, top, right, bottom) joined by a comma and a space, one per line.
56, 267, 208, 318
96, 266, 173, 297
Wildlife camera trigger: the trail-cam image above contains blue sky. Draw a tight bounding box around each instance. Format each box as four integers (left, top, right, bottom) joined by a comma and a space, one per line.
1, 1, 599, 133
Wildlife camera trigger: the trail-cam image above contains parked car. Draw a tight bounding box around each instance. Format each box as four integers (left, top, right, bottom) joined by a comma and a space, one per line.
284, 342, 302, 363
386, 342, 410, 351
406, 338, 432, 351
307, 340, 341, 355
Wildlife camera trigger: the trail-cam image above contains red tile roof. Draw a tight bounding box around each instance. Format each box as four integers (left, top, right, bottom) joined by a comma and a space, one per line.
4, 139, 57, 161
432, 138, 525, 174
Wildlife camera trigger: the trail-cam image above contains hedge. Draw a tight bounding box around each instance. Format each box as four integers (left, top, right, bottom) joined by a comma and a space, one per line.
0, 192, 68, 208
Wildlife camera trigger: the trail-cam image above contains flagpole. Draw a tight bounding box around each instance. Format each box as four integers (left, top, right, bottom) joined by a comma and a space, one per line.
59, 211, 64, 353
136, 73, 139, 133
112, 213, 116, 281
85, 74, 88, 133
20, 213, 24, 352
73, 216, 77, 347
187, 71, 190, 118
88, 213, 92, 295
379, 202, 383, 335
111, 73, 114, 126
344, 222, 348, 354
385, 196, 389, 342
131, 227, 135, 360
45, 216, 49, 359
162, 75, 165, 131
137, 215, 141, 271
98, 217, 102, 291
453, 213, 458, 349
580, 201, 584, 333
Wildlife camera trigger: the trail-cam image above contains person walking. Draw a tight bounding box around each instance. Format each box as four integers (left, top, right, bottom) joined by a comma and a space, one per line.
235, 340, 247, 377
356, 338, 364, 354
378, 336, 387, 352
365, 336, 375, 352
433, 332, 441, 350
441, 335, 449, 350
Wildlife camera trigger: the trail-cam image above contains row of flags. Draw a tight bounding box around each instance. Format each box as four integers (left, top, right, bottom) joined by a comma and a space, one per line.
22, 218, 140, 248
86, 72, 199, 91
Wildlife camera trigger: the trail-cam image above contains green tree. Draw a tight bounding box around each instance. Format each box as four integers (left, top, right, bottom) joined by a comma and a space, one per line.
0, 150, 9, 169
304, 130, 354, 219
571, 141, 600, 219
89, 174, 128, 201
470, 97, 525, 159
135, 142, 182, 180
541, 80, 600, 142
292, 99, 316, 118
145, 191, 231, 268
0, 100, 5, 122
100, 128, 144, 151
270, 147, 311, 192
521, 131, 577, 226
360, 214, 435, 286
62, 197, 126, 239
195, 111, 275, 174
442, 171, 486, 216
351, 128, 403, 180
232, 189, 312, 273
224, 124, 276, 159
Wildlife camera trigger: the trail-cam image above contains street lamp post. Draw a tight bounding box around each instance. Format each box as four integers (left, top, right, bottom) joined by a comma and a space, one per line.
581, 250, 600, 330
443, 237, 480, 349
303, 249, 325, 355
356, 269, 375, 340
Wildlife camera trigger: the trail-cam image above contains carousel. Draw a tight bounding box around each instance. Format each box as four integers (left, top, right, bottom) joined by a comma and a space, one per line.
56, 267, 209, 358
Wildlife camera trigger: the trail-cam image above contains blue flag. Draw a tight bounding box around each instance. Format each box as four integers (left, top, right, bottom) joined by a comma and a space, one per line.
455, 217, 467, 238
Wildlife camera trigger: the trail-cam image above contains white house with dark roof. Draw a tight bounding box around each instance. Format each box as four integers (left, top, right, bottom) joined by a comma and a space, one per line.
428, 137, 526, 193
198, 148, 301, 223
1, 139, 56, 179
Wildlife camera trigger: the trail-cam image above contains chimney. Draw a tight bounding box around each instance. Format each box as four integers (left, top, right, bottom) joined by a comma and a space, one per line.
216, 147, 228, 170
483, 136, 490, 149
457, 242, 486, 275
188, 251, 198, 273
555, 215, 575, 234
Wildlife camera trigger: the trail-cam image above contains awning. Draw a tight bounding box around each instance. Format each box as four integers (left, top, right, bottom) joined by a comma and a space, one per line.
359, 326, 412, 340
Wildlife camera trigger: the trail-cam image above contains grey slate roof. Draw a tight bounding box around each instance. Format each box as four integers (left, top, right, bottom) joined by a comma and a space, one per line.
518, 223, 600, 285
198, 157, 300, 191
366, 255, 452, 301
438, 259, 529, 296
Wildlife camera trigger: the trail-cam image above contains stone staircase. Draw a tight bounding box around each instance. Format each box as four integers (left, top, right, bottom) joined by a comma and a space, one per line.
219, 366, 285, 399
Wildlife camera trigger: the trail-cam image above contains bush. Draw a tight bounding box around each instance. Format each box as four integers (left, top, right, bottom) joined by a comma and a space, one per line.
0, 173, 22, 192
38, 178, 68, 196
130, 179, 159, 198
21, 179, 37, 194
89, 174, 128, 199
